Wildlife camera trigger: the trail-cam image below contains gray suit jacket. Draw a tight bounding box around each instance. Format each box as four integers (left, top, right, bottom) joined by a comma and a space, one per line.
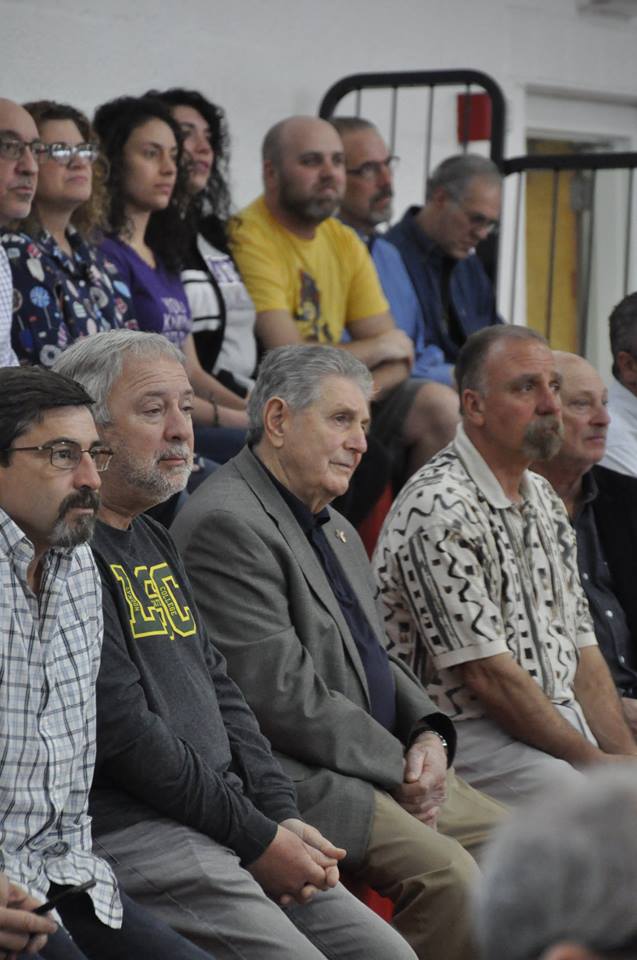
172, 446, 454, 868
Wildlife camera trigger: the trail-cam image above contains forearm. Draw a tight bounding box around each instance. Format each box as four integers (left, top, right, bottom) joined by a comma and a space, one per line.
461, 654, 605, 765
187, 361, 247, 410
192, 395, 248, 429
573, 647, 637, 754
370, 359, 410, 399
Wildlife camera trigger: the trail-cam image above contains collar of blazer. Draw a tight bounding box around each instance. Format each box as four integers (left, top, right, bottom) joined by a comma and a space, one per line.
234, 446, 376, 703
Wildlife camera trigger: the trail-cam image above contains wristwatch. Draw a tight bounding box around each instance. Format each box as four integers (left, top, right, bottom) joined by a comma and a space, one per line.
422, 727, 449, 756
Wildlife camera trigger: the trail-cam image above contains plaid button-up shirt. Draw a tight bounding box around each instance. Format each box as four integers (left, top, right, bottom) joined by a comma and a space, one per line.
0, 509, 122, 927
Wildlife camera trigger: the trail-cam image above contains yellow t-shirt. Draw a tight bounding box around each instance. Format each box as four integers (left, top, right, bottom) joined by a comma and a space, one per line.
230, 196, 389, 344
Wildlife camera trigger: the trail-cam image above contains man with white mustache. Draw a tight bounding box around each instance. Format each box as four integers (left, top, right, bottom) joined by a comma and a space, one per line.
374, 325, 637, 808
532, 352, 637, 737
53, 329, 413, 960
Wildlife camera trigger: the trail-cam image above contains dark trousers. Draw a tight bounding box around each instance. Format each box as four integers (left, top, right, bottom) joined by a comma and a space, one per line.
36, 887, 215, 960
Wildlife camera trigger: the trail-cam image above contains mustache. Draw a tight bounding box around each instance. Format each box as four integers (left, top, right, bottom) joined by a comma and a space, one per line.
158, 445, 192, 463
372, 186, 393, 202
58, 489, 100, 518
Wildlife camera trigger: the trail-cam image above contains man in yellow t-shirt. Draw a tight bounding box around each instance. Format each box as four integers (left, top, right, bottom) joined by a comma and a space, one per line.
230, 116, 458, 481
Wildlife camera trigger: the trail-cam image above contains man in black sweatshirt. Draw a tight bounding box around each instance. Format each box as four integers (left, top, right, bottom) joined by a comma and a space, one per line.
53, 330, 416, 960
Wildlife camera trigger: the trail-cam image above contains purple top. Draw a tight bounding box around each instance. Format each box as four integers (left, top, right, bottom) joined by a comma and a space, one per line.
100, 237, 191, 348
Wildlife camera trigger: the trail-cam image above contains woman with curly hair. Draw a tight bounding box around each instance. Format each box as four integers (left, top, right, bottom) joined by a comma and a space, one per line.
94, 95, 247, 457
154, 88, 257, 398
2, 99, 135, 367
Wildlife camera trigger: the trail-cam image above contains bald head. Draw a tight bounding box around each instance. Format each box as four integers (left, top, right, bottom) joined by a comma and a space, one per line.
547, 351, 609, 475
262, 116, 345, 232
0, 98, 39, 225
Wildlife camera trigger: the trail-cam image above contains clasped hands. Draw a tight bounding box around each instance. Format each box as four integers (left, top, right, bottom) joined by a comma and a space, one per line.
247, 817, 345, 908
392, 731, 448, 828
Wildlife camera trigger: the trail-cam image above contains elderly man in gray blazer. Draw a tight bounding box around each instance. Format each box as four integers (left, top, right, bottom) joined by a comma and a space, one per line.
171, 344, 505, 960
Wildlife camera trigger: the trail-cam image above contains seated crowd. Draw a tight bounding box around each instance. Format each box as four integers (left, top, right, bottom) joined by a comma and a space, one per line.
0, 90, 636, 960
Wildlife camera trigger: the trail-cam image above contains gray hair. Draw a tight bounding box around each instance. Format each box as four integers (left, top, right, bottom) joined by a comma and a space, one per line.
247, 344, 373, 446
609, 292, 637, 377
426, 153, 502, 203
474, 766, 637, 960
455, 324, 547, 409
51, 330, 185, 425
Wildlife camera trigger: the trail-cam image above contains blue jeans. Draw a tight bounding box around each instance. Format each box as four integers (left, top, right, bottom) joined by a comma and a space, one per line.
37, 887, 214, 959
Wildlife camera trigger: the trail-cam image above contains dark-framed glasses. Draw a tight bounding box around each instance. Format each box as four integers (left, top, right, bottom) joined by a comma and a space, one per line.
0, 135, 45, 162
38, 142, 100, 166
454, 201, 499, 235
346, 156, 400, 180
2, 441, 113, 472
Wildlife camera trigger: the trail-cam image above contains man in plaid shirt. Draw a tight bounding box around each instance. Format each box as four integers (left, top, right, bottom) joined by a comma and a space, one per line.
0, 366, 214, 959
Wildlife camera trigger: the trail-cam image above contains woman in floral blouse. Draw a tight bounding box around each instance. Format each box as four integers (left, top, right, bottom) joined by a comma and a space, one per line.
2, 99, 136, 367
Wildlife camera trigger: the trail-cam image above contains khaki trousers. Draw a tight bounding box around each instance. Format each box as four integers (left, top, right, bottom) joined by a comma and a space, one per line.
351, 770, 506, 960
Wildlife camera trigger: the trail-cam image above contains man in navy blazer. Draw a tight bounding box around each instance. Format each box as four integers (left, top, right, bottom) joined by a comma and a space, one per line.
385, 153, 502, 386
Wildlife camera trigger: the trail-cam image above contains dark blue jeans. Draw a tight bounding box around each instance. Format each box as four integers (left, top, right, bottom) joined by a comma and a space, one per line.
37, 888, 214, 959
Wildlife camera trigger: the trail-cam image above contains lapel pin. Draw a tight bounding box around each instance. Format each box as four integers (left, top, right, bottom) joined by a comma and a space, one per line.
335, 529, 347, 543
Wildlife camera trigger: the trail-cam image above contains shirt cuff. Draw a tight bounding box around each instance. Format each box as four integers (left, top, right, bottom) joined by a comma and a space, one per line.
408, 712, 457, 766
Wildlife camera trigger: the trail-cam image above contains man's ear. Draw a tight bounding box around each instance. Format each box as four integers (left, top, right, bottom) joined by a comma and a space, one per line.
616, 350, 637, 390
540, 942, 600, 960
431, 185, 452, 211
262, 396, 289, 448
462, 388, 486, 426
263, 159, 278, 194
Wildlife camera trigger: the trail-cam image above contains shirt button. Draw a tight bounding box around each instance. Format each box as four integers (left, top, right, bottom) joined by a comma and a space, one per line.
605, 610, 614, 619
619, 655, 626, 664
582, 572, 589, 581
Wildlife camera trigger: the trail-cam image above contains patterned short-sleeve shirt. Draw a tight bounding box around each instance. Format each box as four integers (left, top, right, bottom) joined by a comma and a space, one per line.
373, 423, 597, 721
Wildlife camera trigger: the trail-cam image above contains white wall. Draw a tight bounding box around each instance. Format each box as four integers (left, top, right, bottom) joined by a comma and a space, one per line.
3, 0, 636, 203
3, 0, 637, 368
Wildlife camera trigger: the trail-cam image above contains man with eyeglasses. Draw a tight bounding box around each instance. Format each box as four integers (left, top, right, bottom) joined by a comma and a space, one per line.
385, 153, 503, 386
231, 115, 458, 499
0, 98, 41, 367
0, 364, 217, 960
331, 117, 462, 394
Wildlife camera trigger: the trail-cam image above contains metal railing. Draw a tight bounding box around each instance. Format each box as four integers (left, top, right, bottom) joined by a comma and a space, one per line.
319, 68, 506, 188
503, 152, 637, 352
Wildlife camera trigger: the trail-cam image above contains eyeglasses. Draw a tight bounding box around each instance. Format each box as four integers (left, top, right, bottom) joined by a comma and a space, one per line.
453, 201, 499, 235
0, 136, 45, 162
346, 156, 400, 180
38, 142, 100, 166
2, 441, 113, 472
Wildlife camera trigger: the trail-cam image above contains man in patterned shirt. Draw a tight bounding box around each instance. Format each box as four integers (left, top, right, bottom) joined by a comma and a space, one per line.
0, 366, 214, 959
374, 325, 637, 806
0, 98, 40, 367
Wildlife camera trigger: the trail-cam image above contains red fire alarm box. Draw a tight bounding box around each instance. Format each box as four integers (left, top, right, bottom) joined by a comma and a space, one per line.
457, 92, 492, 143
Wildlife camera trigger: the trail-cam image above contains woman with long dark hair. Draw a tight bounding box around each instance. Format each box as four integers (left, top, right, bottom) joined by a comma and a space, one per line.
93, 94, 246, 462
154, 88, 257, 398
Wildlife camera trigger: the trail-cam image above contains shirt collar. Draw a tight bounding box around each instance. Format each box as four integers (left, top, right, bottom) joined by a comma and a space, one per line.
253, 452, 330, 533
609, 376, 637, 418
401, 206, 445, 260
453, 422, 535, 509
0, 506, 76, 566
